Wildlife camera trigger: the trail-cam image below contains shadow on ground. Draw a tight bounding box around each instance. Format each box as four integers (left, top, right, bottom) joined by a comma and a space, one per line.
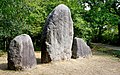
0, 58, 41, 70
36, 58, 41, 64
0, 63, 7, 70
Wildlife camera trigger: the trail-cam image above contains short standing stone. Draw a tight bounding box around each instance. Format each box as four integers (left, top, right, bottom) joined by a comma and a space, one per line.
72, 37, 92, 59
41, 4, 74, 63
8, 34, 36, 70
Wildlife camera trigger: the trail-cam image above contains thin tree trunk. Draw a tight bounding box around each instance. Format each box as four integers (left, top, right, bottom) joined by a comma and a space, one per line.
5, 40, 6, 51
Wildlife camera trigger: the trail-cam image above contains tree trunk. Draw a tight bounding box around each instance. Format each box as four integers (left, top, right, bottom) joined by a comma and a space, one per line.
5, 40, 6, 51
97, 25, 103, 42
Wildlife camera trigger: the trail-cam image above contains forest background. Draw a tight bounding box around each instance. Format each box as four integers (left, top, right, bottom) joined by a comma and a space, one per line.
0, 0, 120, 51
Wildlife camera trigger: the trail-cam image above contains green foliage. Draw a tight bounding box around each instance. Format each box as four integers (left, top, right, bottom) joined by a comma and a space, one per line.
0, 0, 120, 51
82, 0, 120, 44
24, 0, 46, 36
109, 50, 120, 58
0, 0, 28, 37
0, 0, 88, 50
102, 25, 118, 44
0, 0, 33, 50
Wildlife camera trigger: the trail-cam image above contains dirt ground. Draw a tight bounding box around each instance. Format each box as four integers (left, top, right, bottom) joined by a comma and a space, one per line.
0, 52, 120, 75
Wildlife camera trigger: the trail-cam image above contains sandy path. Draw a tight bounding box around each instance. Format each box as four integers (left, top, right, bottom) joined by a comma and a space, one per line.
0, 52, 120, 75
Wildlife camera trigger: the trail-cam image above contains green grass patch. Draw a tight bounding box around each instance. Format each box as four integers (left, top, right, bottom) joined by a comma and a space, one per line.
106, 50, 120, 58
91, 44, 120, 58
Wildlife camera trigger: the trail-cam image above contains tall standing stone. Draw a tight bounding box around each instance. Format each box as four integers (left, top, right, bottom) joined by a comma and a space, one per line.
41, 4, 74, 63
8, 34, 36, 70
72, 37, 92, 59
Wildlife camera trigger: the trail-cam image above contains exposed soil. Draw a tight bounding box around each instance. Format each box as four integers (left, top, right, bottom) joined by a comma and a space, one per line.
0, 52, 120, 75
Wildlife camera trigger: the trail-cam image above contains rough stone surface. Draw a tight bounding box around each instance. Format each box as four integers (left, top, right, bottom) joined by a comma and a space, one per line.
72, 37, 92, 59
8, 34, 36, 70
41, 4, 74, 63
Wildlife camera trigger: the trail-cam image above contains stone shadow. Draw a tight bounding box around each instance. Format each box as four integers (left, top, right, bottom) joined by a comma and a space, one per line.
36, 58, 41, 64
0, 63, 7, 70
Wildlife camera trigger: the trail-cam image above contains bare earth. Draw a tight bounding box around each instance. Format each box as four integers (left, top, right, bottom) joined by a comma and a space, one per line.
0, 52, 120, 75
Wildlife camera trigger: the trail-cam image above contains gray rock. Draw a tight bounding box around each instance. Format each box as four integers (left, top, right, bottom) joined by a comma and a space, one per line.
41, 4, 74, 63
72, 37, 92, 59
8, 34, 36, 70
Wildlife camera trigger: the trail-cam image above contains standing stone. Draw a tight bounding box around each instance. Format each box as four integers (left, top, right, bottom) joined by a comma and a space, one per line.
8, 34, 36, 70
41, 4, 73, 63
72, 37, 92, 59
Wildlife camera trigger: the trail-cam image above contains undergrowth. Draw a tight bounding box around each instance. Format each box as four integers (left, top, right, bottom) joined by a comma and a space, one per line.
91, 44, 120, 58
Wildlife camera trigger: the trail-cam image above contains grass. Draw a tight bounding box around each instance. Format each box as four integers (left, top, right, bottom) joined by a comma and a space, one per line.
91, 44, 120, 58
